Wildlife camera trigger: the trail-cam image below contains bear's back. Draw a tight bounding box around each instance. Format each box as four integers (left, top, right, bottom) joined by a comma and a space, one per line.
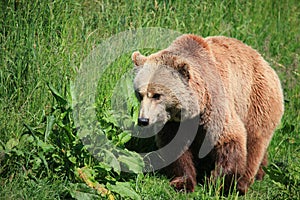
204, 36, 283, 123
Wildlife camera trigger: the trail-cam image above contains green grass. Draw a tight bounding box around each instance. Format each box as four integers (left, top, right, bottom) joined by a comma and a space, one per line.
1, 0, 299, 199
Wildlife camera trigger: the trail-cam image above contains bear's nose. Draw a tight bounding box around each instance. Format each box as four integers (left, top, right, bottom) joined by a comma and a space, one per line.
138, 117, 149, 126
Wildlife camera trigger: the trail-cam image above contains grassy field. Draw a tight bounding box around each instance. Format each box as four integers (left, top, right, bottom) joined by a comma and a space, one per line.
0, 0, 299, 199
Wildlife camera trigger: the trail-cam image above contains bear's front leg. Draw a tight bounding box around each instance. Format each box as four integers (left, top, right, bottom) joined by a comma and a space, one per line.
211, 120, 247, 195
166, 149, 197, 192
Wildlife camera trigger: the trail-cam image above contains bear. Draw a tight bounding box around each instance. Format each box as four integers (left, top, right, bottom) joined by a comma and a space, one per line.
132, 34, 284, 195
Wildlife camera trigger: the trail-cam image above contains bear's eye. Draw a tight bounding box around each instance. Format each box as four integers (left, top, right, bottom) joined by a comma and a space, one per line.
152, 93, 161, 100
136, 91, 143, 100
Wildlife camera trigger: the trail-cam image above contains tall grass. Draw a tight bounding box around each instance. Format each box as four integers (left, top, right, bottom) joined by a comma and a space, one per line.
0, 0, 299, 199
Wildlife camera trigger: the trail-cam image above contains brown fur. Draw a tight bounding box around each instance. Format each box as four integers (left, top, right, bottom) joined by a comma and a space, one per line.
132, 34, 284, 195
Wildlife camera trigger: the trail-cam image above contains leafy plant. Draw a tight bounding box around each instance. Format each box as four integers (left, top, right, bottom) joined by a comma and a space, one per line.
0, 83, 143, 199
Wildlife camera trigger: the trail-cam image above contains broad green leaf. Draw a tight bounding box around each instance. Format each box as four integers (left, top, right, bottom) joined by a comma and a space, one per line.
96, 162, 112, 172
68, 156, 77, 164
47, 83, 68, 106
101, 149, 121, 174
69, 183, 100, 200
19, 134, 34, 144
45, 115, 55, 142
118, 132, 131, 145
10, 149, 24, 157
118, 154, 144, 173
32, 157, 42, 171
5, 138, 19, 150
38, 151, 50, 174
37, 139, 55, 153
70, 190, 99, 200
107, 182, 140, 200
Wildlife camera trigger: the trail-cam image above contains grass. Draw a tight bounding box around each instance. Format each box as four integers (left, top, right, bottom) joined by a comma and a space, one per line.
0, 0, 299, 199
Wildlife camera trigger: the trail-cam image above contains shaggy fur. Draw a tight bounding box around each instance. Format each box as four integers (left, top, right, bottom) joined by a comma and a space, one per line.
132, 34, 284, 194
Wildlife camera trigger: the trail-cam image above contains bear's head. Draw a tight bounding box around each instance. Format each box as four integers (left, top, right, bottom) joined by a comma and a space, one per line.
132, 50, 199, 127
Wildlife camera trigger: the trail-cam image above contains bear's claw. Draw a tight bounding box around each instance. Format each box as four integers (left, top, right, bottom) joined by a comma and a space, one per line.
170, 176, 195, 192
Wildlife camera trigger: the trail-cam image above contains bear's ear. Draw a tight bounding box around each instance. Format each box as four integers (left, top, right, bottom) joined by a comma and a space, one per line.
132, 51, 146, 67
174, 61, 190, 81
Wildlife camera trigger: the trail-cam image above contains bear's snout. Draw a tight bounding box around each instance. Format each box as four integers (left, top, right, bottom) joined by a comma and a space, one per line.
138, 117, 150, 126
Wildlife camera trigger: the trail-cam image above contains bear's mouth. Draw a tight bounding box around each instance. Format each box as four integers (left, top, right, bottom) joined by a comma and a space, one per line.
136, 120, 166, 138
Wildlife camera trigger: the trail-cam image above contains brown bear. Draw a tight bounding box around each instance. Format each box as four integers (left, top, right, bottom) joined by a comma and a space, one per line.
132, 34, 284, 195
